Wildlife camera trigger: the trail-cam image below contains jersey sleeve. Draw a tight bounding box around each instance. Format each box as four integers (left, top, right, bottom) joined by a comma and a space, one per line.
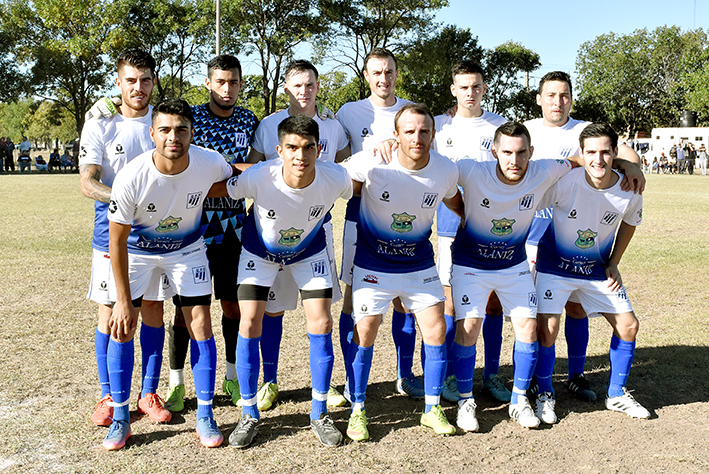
333, 119, 350, 152
226, 166, 253, 201
250, 121, 267, 154
340, 151, 370, 183
78, 119, 106, 166
337, 165, 354, 201
107, 169, 136, 226
622, 194, 643, 226
443, 166, 460, 199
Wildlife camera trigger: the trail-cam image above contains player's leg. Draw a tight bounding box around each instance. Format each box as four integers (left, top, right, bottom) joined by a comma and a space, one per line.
165, 305, 189, 412
338, 219, 357, 377
564, 299, 596, 401
437, 235, 458, 402
482, 291, 510, 402
136, 298, 171, 423
323, 220, 347, 406
391, 296, 422, 398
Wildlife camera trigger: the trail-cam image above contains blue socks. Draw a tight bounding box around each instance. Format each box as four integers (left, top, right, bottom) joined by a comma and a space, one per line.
95, 329, 110, 397
392, 310, 416, 379
452, 342, 476, 400
237, 334, 262, 419
511, 340, 538, 404
339, 311, 354, 362
140, 324, 164, 398
261, 314, 283, 384
535, 344, 556, 395
422, 342, 446, 413
565, 316, 589, 379
482, 313, 503, 379
107, 339, 134, 422
347, 342, 374, 410
444, 315, 456, 377
308, 332, 334, 420
191, 336, 217, 419
608, 335, 635, 397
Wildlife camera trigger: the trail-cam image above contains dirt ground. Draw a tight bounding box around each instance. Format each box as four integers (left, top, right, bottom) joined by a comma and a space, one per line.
0, 175, 708, 473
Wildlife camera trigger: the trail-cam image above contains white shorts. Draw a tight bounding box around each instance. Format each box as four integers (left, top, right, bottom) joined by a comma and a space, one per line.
108, 242, 209, 302
436, 236, 454, 286
88, 249, 174, 305
450, 261, 537, 320
339, 219, 357, 286
265, 222, 342, 312
238, 248, 333, 293
351, 265, 445, 324
536, 272, 634, 315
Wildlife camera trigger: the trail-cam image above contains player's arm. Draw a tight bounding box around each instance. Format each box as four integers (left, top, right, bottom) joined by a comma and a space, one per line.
372, 139, 397, 164
614, 146, 645, 194
79, 164, 111, 203
605, 221, 636, 292
208, 164, 252, 197
334, 144, 351, 163
442, 190, 464, 220
246, 148, 265, 163
351, 179, 363, 197
108, 220, 138, 341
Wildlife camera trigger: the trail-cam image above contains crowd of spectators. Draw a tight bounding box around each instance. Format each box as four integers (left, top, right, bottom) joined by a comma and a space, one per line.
0, 136, 79, 172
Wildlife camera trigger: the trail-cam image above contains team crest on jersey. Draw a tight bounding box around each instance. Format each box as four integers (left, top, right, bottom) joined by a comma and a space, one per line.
569, 209, 577, 219
480, 136, 493, 151
192, 266, 208, 284
115, 144, 125, 155
147, 203, 156, 213
558, 147, 575, 158
600, 211, 619, 226
638, 208, 642, 219
391, 212, 416, 233
481, 198, 490, 208
490, 218, 515, 236
421, 193, 438, 208
360, 128, 371, 138
319, 138, 329, 154
234, 132, 249, 148
156, 216, 182, 233
109, 200, 117, 214
575, 228, 598, 249
519, 194, 534, 211
308, 205, 325, 221
278, 227, 304, 246
186, 192, 202, 209
380, 191, 390, 202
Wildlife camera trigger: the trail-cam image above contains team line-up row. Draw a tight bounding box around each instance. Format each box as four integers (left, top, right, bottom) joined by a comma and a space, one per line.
79, 48, 647, 451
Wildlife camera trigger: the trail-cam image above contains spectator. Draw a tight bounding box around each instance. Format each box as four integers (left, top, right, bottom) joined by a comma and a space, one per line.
49, 148, 62, 171
18, 136, 31, 170
686, 143, 695, 175
60, 149, 75, 171
35, 154, 48, 171
5, 137, 14, 171
17, 153, 32, 172
697, 144, 708, 176
0, 138, 9, 172
72, 138, 80, 168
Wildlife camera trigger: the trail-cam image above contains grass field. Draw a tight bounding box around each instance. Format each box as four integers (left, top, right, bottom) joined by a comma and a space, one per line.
0, 173, 708, 473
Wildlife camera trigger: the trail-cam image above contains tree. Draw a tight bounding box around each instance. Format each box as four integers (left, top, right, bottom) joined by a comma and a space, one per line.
575, 26, 708, 135
24, 101, 77, 149
0, 30, 26, 102
0, 99, 33, 143
317, 71, 360, 114
2, 0, 115, 135
316, 0, 448, 99
221, 0, 322, 116
483, 41, 541, 119
398, 25, 484, 115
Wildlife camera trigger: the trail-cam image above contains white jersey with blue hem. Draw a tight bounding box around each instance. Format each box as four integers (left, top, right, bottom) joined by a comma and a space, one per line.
452, 158, 572, 270
79, 109, 154, 252
536, 168, 642, 280
524, 117, 590, 246
226, 159, 352, 264
108, 146, 233, 255
343, 149, 459, 273
434, 111, 507, 238
251, 109, 349, 162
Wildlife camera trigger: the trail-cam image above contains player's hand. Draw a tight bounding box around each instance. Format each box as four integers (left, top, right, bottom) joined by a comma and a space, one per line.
444, 104, 458, 117
619, 162, 645, 195
605, 263, 623, 292
373, 139, 397, 164
85, 97, 121, 121
109, 300, 138, 341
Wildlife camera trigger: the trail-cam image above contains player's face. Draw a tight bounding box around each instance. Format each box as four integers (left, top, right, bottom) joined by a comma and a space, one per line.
277, 133, 321, 182
451, 73, 486, 114
582, 136, 617, 186
284, 70, 319, 112
492, 133, 533, 184
364, 57, 398, 101
150, 113, 194, 161
393, 111, 435, 165
206, 68, 242, 110
537, 80, 572, 127
116, 65, 155, 114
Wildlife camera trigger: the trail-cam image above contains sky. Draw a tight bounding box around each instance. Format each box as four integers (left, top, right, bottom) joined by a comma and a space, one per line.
435, 0, 707, 87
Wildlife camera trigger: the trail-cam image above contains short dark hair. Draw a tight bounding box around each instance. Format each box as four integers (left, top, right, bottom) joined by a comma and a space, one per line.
364, 47, 398, 72
207, 55, 242, 80
579, 122, 618, 150
284, 59, 318, 81
117, 49, 156, 78
538, 71, 572, 97
493, 121, 531, 148
394, 103, 435, 132
152, 98, 194, 128
277, 114, 319, 145
452, 60, 485, 82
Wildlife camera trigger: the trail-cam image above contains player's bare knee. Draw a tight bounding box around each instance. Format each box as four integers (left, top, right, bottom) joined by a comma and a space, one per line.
221, 299, 241, 320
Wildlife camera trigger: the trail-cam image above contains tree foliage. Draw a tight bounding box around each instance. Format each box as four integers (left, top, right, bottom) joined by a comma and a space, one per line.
483, 41, 541, 119
575, 26, 708, 135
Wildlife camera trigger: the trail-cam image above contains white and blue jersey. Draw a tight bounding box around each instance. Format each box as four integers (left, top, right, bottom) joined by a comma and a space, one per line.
452, 158, 572, 270
344, 149, 459, 273
524, 117, 590, 246
108, 146, 233, 255
434, 111, 507, 237
536, 168, 643, 280
79, 109, 154, 252
226, 159, 352, 264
